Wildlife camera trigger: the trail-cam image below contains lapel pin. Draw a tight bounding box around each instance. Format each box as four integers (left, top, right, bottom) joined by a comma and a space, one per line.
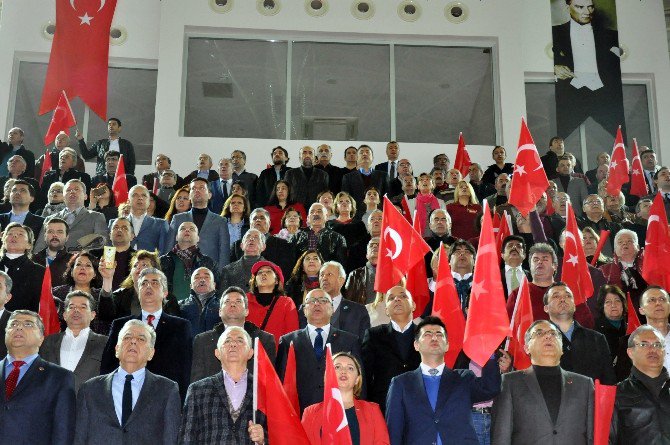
567, 379, 572, 384
39, 367, 45, 371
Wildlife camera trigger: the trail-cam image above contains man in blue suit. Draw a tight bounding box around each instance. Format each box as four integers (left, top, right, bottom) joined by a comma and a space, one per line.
111, 184, 170, 254
385, 316, 501, 445
208, 157, 232, 214
169, 177, 230, 270
0, 310, 76, 444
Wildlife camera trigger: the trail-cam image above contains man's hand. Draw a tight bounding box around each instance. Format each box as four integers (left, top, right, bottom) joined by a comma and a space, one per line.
497, 348, 513, 373
554, 65, 575, 80
248, 420, 265, 444
75, 128, 83, 141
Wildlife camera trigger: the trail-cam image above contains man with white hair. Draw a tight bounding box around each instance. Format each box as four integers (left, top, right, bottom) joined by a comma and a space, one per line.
290, 203, 347, 266
40, 148, 92, 205
577, 193, 621, 256
180, 326, 266, 444
100, 268, 193, 400
179, 267, 221, 336
221, 229, 266, 293
35, 131, 86, 178
0, 127, 35, 178
599, 228, 647, 309
112, 184, 169, 254
75, 319, 181, 443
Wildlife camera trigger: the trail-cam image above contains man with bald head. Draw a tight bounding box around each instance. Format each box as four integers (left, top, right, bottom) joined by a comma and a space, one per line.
284, 146, 329, 209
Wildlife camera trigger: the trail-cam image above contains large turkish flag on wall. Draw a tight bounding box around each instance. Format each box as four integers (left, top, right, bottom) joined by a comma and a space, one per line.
39, 0, 118, 120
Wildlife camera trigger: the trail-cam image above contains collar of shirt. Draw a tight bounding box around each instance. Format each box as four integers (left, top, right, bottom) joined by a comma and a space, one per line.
64, 327, 90, 340
452, 272, 473, 281
504, 264, 521, 274
570, 20, 593, 34
66, 206, 84, 216
223, 368, 248, 385
116, 366, 146, 383
420, 362, 445, 377
359, 168, 372, 176
563, 321, 576, 341
331, 294, 342, 312
5, 353, 39, 381
391, 319, 413, 333
428, 278, 436, 292
10, 210, 28, 218
307, 323, 331, 345
141, 309, 163, 325
113, 366, 146, 422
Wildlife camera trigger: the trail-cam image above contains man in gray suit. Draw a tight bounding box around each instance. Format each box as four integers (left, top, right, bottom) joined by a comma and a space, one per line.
34, 179, 107, 252
169, 177, 230, 270
40, 291, 107, 392
491, 320, 593, 445
554, 156, 589, 217
220, 229, 266, 292
74, 319, 181, 445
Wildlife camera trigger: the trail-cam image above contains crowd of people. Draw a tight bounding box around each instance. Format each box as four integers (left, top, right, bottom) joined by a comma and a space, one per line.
0, 118, 668, 444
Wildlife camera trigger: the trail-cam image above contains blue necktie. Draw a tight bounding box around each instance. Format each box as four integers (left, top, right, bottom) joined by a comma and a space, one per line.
122, 374, 133, 425
314, 328, 324, 360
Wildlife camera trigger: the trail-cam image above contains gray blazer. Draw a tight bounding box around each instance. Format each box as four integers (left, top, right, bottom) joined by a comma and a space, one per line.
169, 210, 230, 270
35, 208, 108, 252
555, 176, 589, 217
74, 369, 181, 445
491, 367, 594, 445
40, 330, 108, 393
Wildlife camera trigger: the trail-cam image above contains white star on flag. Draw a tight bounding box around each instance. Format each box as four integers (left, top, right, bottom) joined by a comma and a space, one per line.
514, 165, 526, 176
79, 12, 93, 25
566, 254, 578, 266
632, 169, 641, 176
610, 160, 617, 169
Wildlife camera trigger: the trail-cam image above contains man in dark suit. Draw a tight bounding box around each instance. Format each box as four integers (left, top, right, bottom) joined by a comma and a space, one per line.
554, 156, 589, 217
0, 127, 36, 178
501, 235, 531, 299
0, 271, 13, 359
298, 261, 370, 340
209, 157, 232, 214
362, 285, 421, 413
77, 117, 136, 176
374, 141, 400, 181
276, 289, 362, 413
1, 223, 45, 312
0, 155, 42, 210
491, 320, 593, 444
256, 146, 291, 207
639, 148, 661, 194
385, 316, 501, 445
180, 326, 266, 444
284, 146, 329, 210
90, 150, 137, 190
643, 167, 670, 222
0, 179, 44, 238
182, 153, 220, 185
40, 291, 107, 392
230, 150, 258, 207
75, 319, 181, 444
191, 286, 275, 382
32, 218, 72, 287
552, 0, 624, 140
315, 144, 344, 194
1, 310, 76, 444
112, 184, 169, 254
142, 153, 184, 191
40, 148, 92, 206
100, 268, 193, 400
342, 145, 389, 219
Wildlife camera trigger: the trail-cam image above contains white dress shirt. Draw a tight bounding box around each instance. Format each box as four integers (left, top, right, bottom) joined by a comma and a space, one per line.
504, 264, 525, 293
306, 323, 331, 347
420, 362, 446, 377
569, 20, 604, 91
60, 327, 91, 371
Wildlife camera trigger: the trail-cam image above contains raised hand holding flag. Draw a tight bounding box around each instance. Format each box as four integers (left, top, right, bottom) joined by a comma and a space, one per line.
43, 91, 76, 146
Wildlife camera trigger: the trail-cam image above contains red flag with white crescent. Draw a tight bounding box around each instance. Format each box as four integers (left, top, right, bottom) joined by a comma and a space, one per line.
606, 127, 630, 196
560, 202, 593, 306
321, 345, 353, 445
629, 138, 648, 197
641, 193, 670, 290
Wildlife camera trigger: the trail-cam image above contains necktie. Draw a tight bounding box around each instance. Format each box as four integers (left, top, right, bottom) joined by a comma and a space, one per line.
5, 360, 25, 399
510, 267, 520, 291
222, 181, 229, 200
146, 314, 155, 328
65, 210, 75, 226
121, 374, 134, 425
314, 328, 324, 360
390, 161, 396, 179
428, 368, 439, 377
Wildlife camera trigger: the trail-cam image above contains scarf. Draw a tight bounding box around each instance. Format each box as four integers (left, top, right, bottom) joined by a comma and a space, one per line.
416, 193, 441, 237
172, 245, 199, 275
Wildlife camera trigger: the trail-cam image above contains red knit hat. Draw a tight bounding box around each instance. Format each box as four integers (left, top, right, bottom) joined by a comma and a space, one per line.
250, 260, 284, 285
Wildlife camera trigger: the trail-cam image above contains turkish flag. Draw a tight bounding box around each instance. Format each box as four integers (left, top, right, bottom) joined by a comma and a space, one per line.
508, 118, 549, 217
454, 133, 471, 178
43, 91, 76, 146
625, 292, 641, 335
39, 0, 118, 120
282, 342, 300, 416
39, 266, 60, 336
321, 345, 353, 445
594, 379, 617, 445
590, 230, 611, 267
641, 193, 670, 290
495, 211, 512, 258
431, 243, 465, 368
406, 212, 431, 318
400, 195, 412, 223
112, 154, 129, 205
606, 127, 630, 196
463, 200, 510, 366
545, 193, 555, 216
507, 276, 533, 370
560, 202, 594, 306
629, 138, 649, 197
39, 149, 53, 187
253, 339, 310, 445
374, 196, 430, 294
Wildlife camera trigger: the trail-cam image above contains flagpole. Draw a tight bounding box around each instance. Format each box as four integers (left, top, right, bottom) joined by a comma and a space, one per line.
252, 337, 258, 424
505, 276, 527, 351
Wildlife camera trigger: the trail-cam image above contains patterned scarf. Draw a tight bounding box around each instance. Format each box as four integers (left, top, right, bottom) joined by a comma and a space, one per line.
172, 245, 199, 275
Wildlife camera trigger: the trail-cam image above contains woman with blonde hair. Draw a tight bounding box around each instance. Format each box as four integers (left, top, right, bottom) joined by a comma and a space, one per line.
447, 180, 482, 240
164, 185, 191, 223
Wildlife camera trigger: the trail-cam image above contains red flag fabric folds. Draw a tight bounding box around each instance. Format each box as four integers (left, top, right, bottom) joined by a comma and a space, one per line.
629, 138, 649, 197
374, 196, 430, 294
606, 127, 630, 196
43, 91, 76, 146
495, 211, 512, 258
561, 202, 594, 306
112, 154, 129, 205
641, 193, 670, 290
39, 0, 118, 120
406, 213, 431, 318
39, 149, 53, 187
507, 276, 533, 371
454, 133, 472, 178
508, 118, 549, 217
39, 266, 60, 336
431, 244, 466, 368
321, 346, 353, 445
594, 379, 617, 445
282, 342, 300, 416
463, 201, 510, 367
254, 340, 310, 445
625, 292, 641, 335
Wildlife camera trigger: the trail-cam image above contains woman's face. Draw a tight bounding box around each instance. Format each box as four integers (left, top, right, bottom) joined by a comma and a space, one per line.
72, 256, 95, 285
284, 211, 300, 230
457, 181, 471, 197
175, 192, 191, 212
337, 196, 352, 215
49, 187, 64, 204
231, 184, 245, 196
275, 183, 289, 202
131, 258, 154, 283
334, 356, 360, 393
254, 266, 277, 290
303, 253, 322, 276
229, 197, 245, 215
603, 293, 624, 320
364, 189, 379, 205
319, 193, 334, 209
583, 231, 598, 255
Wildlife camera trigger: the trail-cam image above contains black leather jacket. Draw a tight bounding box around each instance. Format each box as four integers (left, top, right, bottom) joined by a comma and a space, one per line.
610, 371, 670, 444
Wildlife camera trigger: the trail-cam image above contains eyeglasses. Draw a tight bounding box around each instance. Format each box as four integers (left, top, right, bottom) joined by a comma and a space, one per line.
305, 297, 332, 306
634, 341, 665, 350
530, 329, 561, 339
8, 320, 37, 329
139, 280, 162, 289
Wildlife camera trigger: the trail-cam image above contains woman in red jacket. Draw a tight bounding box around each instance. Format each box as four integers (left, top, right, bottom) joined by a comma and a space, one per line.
447, 180, 482, 240
302, 353, 390, 445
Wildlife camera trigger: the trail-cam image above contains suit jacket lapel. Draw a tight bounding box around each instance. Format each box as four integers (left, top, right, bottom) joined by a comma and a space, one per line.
73, 333, 98, 375
10, 357, 44, 400
434, 368, 460, 417
408, 368, 438, 416
102, 372, 121, 426
51, 333, 65, 365
126, 370, 155, 427
522, 368, 554, 425
298, 328, 318, 365
70, 209, 87, 229
554, 369, 571, 426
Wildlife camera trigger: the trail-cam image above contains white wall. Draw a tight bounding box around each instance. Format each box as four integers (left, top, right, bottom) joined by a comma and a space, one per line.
0, 0, 668, 179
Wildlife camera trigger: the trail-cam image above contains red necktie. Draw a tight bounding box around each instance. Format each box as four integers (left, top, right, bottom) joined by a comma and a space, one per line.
146, 314, 155, 328
5, 360, 25, 399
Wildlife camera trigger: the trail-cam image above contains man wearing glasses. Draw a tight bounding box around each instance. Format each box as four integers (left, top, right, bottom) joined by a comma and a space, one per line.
491, 320, 593, 444
610, 324, 670, 444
